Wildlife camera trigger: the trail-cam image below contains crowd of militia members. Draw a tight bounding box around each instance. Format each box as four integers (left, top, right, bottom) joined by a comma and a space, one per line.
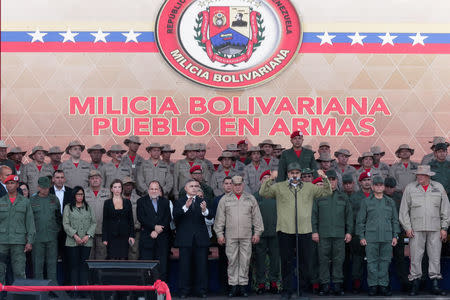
0, 132, 449, 299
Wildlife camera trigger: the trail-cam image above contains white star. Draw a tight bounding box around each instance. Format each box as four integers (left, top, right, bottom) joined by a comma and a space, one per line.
122, 30, 141, 43
348, 32, 367, 46
91, 29, 110, 43
409, 32, 428, 46
378, 32, 397, 46
317, 31, 336, 46
27, 29, 47, 43
59, 29, 79, 43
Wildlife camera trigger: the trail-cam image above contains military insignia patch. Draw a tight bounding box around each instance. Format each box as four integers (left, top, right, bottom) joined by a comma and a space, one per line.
156, 0, 302, 89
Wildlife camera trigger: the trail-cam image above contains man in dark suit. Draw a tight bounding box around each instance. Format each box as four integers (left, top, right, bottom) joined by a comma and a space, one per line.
173, 179, 213, 298
137, 180, 171, 281
49, 170, 72, 285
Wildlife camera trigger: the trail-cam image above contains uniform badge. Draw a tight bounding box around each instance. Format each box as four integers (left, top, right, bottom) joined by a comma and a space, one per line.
156, 0, 302, 89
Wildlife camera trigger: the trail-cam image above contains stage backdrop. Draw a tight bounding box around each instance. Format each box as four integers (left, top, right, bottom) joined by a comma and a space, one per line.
1, 0, 449, 164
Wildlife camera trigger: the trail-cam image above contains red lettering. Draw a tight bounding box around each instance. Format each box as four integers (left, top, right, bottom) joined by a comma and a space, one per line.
346, 97, 367, 115
359, 117, 375, 136
369, 97, 390, 115
92, 118, 110, 135
190, 97, 207, 114
255, 96, 276, 114
297, 97, 315, 115
220, 118, 236, 136
323, 97, 345, 115
158, 97, 180, 114
310, 118, 336, 135
134, 118, 150, 136
274, 97, 295, 115
269, 118, 290, 135
152, 118, 170, 135
130, 97, 149, 115
337, 118, 359, 136
70, 96, 95, 115
291, 118, 310, 135
208, 97, 231, 115
239, 118, 259, 135
111, 118, 131, 136
186, 118, 210, 136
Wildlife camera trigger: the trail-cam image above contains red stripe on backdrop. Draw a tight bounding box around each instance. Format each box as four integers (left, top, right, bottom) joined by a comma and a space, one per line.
1, 42, 159, 52
3, 41, 450, 54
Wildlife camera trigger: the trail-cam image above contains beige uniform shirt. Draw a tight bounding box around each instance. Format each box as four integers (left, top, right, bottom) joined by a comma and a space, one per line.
214, 192, 264, 239
399, 180, 450, 232
210, 169, 239, 197
389, 161, 419, 191
243, 163, 268, 194
260, 157, 279, 171
89, 161, 105, 173
126, 190, 141, 230
20, 161, 54, 195
372, 162, 390, 178
136, 159, 173, 195
101, 161, 132, 189
173, 159, 210, 199
217, 160, 246, 176
84, 187, 110, 235
122, 153, 145, 180
59, 159, 91, 189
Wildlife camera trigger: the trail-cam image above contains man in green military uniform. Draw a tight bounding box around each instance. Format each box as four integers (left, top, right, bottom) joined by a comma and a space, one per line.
349, 171, 373, 293
356, 175, 400, 296
312, 169, 353, 296
429, 143, 450, 197
276, 130, 317, 182
260, 163, 331, 298
30, 176, 62, 283
0, 174, 35, 284
253, 170, 280, 294
383, 177, 409, 291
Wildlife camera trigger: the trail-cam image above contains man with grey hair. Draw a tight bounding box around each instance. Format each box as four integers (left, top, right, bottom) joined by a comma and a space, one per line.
399, 165, 449, 296
214, 175, 263, 297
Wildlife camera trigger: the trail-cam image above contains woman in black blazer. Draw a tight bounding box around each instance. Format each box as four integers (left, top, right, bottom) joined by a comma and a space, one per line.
102, 179, 135, 259
137, 180, 171, 281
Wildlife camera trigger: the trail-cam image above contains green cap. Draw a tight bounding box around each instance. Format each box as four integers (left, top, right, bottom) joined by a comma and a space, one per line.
342, 174, 354, 183
287, 162, 302, 172
301, 168, 314, 174
326, 169, 337, 179
372, 175, 384, 185
38, 176, 51, 189
384, 177, 397, 188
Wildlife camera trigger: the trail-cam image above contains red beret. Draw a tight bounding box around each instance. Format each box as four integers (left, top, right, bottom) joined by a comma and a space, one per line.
189, 165, 202, 174
3, 175, 19, 184
312, 177, 323, 184
359, 171, 371, 182
259, 170, 271, 181
290, 130, 303, 139
237, 140, 247, 146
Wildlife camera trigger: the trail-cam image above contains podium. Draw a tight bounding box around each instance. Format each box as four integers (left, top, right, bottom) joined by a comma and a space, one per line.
86, 260, 159, 300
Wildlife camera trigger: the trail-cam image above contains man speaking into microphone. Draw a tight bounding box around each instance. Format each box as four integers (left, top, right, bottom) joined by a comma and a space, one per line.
259, 162, 331, 299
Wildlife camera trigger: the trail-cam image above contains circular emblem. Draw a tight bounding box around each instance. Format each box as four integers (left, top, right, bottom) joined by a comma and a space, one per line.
156, 0, 302, 89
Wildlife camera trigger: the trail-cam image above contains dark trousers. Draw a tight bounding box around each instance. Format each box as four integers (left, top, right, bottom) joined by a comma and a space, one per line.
66, 246, 91, 286
277, 232, 318, 294
392, 236, 409, 286
178, 246, 208, 295
139, 238, 169, 282
217, 244, 229, 292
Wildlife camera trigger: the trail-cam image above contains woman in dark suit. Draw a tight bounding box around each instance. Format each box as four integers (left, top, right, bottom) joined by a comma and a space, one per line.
102, 179, 135, 259
137, 180, 171, 281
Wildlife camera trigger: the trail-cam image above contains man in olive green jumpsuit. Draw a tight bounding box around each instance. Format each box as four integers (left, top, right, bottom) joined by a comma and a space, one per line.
253, 170, 280, 294
356, 175, 400, 296
312, 169, 353, 296
30, 176, 62, 283
349, 171, 372, 293
0, 175, 35, 284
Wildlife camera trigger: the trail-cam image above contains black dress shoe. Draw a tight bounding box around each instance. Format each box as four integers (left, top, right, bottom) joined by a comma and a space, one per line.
379, 286, 392, 296
333, 283, 345, 296
240, 285, 248, 297
431, 279, 447, 296
228, 286, 238, 298
368, 286, 378, 296
409, 279, 420, 296
319, 284, 329, 296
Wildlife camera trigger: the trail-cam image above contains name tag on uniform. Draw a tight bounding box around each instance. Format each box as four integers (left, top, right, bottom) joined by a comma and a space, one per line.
432, 188, 440, 193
